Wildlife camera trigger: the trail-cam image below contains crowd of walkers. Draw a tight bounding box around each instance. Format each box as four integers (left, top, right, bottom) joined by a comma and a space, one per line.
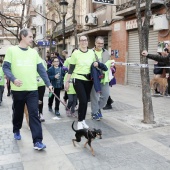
0, 28, 116, 151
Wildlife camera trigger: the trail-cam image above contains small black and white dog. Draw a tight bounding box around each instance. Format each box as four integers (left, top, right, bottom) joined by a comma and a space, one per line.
72, 121, 102, 156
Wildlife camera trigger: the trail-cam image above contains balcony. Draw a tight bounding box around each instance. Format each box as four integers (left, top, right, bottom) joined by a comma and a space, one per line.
116, 0, 162, 16
54, 16, 83, 37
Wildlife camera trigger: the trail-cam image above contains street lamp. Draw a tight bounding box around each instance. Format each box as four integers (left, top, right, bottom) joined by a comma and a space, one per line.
31, 26, 36, 39
59, 0, 68, 50
31, 27, 36, 47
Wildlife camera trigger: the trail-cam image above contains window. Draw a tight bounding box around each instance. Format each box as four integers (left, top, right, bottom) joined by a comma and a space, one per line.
6, 20, 12, 24
40, 26, 43, 34
40, 6, 43, 13
0, 40, 3, 45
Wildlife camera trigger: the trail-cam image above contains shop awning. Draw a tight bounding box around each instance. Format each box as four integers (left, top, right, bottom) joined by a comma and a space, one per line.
77, 26, 112, 36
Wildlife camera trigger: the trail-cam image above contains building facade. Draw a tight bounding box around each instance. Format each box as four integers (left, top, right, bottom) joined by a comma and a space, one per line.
45, 0, 170, 86
112, 0, 170, 85
0, 0, 22, 56
0, 0, 33, 57
31, 0, 44, 42
46, 0, 118, 55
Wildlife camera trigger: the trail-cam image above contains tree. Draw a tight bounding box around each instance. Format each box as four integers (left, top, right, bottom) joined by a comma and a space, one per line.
34, 9, 61, 54
135, 0, 154, 123
34, 0, 62, 53
72, 0, 78, 48
0, 0, 32, 44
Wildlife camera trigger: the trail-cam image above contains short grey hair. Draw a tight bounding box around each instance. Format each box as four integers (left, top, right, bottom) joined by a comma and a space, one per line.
95, 36, 104, 42
62, 50, 68, 54
19, 28, 31, 41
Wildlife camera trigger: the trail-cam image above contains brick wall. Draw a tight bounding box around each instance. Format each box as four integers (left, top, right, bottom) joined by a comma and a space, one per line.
111, 21, 128, 85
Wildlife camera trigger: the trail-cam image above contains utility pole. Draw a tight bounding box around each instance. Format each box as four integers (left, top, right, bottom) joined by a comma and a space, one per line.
62, 14, 66, 50
59, 0, 68, 50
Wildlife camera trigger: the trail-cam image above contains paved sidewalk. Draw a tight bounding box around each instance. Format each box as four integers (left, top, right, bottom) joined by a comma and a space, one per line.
1, 85, 170, 170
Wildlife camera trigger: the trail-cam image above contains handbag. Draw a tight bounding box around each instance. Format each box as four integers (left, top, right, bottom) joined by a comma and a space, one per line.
94, 52, 105, 79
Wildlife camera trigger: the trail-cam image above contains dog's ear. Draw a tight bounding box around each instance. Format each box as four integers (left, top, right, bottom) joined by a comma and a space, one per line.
97, 129, 102, 134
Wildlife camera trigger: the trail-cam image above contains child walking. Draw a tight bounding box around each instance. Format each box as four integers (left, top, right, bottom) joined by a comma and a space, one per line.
37, 59, 47, 122
63, 58, 77, 117
47, 57, 64, 116
0, 59, 5, 106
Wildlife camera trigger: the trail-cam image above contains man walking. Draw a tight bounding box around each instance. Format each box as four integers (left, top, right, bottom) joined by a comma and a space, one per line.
3, 28, 53, 150
91, 36, 113, 120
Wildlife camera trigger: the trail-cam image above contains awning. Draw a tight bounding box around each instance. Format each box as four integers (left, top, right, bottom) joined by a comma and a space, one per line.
77, 26, 112, 36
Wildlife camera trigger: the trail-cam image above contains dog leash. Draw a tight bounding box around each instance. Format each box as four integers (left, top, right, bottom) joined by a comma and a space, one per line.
51, 91, 70, 111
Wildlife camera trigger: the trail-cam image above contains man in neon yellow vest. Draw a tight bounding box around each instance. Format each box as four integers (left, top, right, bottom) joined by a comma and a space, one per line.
3, 28, 53, 151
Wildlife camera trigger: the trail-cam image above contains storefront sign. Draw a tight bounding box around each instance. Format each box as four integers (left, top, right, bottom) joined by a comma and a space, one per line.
37, 41, 57, 46
126, 17, 154, 30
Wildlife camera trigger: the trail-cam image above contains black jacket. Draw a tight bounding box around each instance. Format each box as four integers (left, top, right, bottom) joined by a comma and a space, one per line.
147, 54, 169, 74
91, 62, 108, 93
153, 62, 166, 75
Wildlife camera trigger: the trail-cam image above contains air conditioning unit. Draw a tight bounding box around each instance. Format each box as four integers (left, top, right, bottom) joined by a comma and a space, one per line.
152, 0, 164, 4
153, 14, 169, 31
85, 13, 98, 26
83, 26, 89, 31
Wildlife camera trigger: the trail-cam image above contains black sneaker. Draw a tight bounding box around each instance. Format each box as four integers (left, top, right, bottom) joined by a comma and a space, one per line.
55, 110, 60, 116
48, 106, 53, 112
103, 105, 112, 110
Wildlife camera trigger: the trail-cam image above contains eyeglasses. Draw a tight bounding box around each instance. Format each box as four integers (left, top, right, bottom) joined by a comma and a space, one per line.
80, 39, 87, 42
96, 43, 104, 45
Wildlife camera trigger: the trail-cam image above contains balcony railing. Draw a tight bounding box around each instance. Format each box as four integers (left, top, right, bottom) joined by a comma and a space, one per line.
116, 0, 162, 16
54, 16, 82, 37
116, 0, 145, 13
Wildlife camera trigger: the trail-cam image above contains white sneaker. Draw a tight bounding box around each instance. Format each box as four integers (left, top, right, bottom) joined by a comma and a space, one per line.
77, 121, 83, 130
40, 114, 45, 122
82, 120, 89, 129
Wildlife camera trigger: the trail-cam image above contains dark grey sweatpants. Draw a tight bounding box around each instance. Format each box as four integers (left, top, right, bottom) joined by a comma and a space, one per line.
0, 85, 4, 103
90, 82, 110, 114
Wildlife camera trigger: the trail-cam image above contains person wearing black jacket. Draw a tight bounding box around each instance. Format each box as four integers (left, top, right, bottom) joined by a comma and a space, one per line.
153, 61, 166, 94
142, 47, 170, 96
